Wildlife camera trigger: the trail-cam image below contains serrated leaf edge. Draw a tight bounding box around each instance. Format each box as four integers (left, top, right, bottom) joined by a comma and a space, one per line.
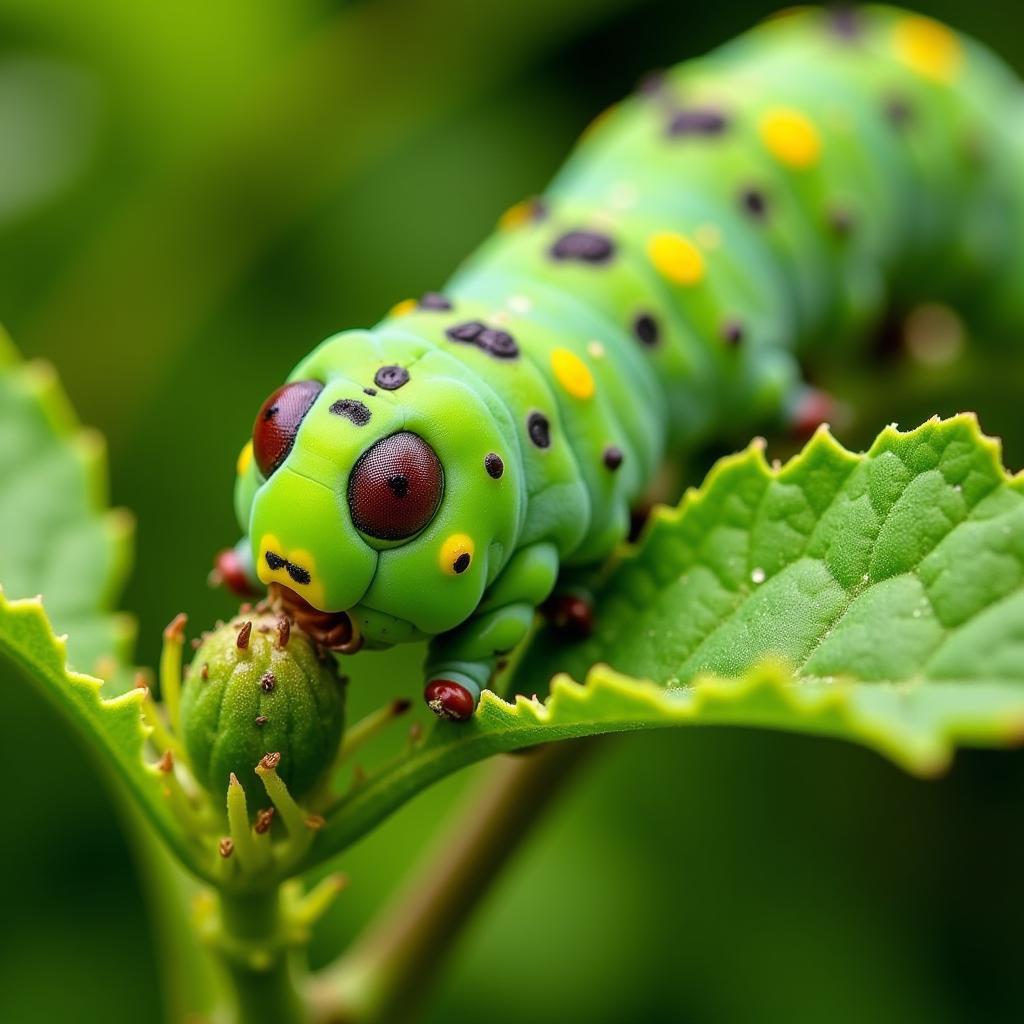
0, 588, 206, 878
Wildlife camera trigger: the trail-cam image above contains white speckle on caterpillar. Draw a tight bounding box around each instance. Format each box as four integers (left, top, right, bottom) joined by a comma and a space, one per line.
751, 567, 766, 584
507, 294, 532, 314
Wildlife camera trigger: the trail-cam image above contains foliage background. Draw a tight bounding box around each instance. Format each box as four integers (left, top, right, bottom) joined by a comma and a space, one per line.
2, 1, 1024, 1021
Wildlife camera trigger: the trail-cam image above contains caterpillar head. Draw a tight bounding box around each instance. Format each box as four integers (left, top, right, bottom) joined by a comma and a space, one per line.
234, 329, 522, 647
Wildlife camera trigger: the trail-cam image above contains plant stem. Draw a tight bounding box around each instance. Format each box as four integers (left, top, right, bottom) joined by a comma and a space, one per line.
307, 739, 594, 1024
217, 886, 307, 1024
127, 818, 226, 1022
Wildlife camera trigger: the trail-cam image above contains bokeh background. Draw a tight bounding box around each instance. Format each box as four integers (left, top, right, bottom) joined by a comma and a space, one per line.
3, 1, 1024, 1021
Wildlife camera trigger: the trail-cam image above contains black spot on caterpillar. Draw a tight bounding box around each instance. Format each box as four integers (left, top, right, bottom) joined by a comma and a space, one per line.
665, 106, 730, 137
549, 230, 615, 263
527, 412, 551, 448
375, 365, 409, 390
446, 320, 519, 358
330, 398, 371, 425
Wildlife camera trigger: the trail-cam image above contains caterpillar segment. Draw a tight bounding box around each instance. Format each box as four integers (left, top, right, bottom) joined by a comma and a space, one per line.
221, 7, 1024, 720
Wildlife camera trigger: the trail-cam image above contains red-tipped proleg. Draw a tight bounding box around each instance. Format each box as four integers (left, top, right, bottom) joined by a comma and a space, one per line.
424, 679, 476, 722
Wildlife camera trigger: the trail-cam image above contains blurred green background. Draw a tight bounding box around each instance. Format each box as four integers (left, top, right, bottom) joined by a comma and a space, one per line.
3, 0, 1024, 1021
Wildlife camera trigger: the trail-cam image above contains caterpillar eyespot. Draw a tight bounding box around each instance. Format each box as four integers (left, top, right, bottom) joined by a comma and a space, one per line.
348, 432, 443, 541
230, 6, 1024, 722
252, 380, 322, 478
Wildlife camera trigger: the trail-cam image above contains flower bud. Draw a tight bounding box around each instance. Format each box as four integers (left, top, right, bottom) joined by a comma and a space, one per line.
180, 610, 345, 807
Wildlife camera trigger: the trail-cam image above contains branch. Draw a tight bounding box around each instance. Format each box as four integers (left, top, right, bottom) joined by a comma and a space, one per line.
307, 740, 595, 1024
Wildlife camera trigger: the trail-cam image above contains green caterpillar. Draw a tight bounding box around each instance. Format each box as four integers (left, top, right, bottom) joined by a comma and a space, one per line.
220, 5, 1024, 720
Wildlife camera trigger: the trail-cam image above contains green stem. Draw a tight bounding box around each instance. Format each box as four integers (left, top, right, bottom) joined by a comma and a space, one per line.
307, 740, 594, 1024
217, 887, 307, 1024
127, 819, 225, 1022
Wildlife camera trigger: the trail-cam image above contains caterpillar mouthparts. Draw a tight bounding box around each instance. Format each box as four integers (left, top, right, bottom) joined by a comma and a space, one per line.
269, 582, 363, 654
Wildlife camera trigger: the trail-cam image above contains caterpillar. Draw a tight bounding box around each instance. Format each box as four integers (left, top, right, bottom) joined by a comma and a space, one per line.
219, 5, 1024, 721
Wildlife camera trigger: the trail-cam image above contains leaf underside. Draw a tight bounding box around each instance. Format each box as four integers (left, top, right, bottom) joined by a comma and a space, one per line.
310, 414, 1024, 864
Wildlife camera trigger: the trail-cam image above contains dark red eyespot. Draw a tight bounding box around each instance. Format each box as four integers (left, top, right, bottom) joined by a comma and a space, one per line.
252, 380, 323, 477
348, 432, 443, 541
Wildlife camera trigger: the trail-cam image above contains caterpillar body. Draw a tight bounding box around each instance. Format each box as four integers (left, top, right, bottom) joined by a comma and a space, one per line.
225, 5, 1024, 720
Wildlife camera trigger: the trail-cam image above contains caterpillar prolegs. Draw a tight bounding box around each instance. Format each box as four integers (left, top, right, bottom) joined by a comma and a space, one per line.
221, 6, 1024, 720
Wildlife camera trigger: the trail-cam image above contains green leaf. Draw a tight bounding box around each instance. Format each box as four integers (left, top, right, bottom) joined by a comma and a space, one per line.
0, 336, 206, 876
0, 590, 199, 870
0, 329, 134, 689
304, 414, 1024, 870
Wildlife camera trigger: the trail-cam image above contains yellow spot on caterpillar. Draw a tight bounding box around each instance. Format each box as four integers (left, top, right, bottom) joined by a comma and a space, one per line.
236, 441, 253, 476
695, 223, 722, 250
893, 16, 962, 82
759, 108, 822, 168
439, 534, 475, 576
389, 297, 416, 318
647, 231, 705, 285
499, 199, 535, 231
551, 347, 595, 400
256, 534, 325, 609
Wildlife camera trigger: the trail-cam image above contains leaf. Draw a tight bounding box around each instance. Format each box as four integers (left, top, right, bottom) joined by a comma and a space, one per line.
0, 329, 134, 690
0, 336, 206, 876
0, 590, 199, 870
304, 415, 1024, 870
